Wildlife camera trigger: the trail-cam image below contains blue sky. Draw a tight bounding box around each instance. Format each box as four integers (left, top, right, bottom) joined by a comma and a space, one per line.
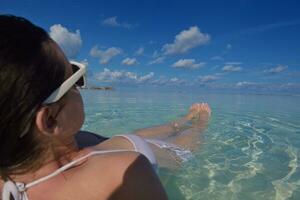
1, 0, 300, 93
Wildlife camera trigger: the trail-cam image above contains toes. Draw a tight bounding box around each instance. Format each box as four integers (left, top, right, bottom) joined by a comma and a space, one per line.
197, 103, 211, 115
190, 103, 198, 111
189, 103, 211, 116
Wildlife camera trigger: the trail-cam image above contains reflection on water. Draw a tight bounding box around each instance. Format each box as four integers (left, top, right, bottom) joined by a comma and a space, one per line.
81, 89, 300, 200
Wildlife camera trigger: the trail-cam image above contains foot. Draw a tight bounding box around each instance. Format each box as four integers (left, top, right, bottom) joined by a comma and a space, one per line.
186, 103, 211, 128
171, 103, 211, 133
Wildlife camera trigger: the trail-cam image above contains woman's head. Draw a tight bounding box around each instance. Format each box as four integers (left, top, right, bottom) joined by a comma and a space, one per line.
0, 15, 83, 179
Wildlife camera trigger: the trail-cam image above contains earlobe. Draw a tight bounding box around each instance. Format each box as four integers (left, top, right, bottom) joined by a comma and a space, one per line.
35, 107, 58, 136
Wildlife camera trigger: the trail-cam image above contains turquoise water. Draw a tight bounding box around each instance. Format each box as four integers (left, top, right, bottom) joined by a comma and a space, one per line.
81, 89, 300, 200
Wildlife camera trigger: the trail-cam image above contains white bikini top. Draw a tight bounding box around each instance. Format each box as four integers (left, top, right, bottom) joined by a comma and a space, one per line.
1, 134, 157, 200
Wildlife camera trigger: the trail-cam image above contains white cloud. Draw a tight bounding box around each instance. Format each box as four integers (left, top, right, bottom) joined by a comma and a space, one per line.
226, 44, 232, 50
264, 65, 288, 73
152, 50, 159, 58
214, 72, 226, 76
95, 68, 133, 82
162, 26, 210, 55
235, 81, 282, 90
135, 47, 144, 55
279, 83, 300, 90
236, 81, 257, 88
78, 59, 93, 77
79, 59, 89, 68
49, 24, 82, 58
95, 70, 186, 86
149, 76, 167, 85
95, 68, 154, 84
122, 57, 138, 66
172, 59, 205, 69
226, 62, 242, 65
169, 77, 179, 82
222, 65, 242, 72
211, 56, 223, 61
138, 72, 154, 83
102, 16, 132, 28
102, 17, 119, 27
148, 56, 165, 65
288, 71, 300, 77
198, 75, 219, 83
203, 81, 300, 92
90, 46, 122, 64
168, 77, 186, 85
147, 76, 184, 86
242, 20, 300, 35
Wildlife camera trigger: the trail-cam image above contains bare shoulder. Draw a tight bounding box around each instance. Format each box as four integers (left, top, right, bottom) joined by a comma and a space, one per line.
78, 150, 168, 200
83, 150, 145, 181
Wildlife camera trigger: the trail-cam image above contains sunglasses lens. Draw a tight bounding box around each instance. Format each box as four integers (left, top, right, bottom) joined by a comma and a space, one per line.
71, 64, 85, 87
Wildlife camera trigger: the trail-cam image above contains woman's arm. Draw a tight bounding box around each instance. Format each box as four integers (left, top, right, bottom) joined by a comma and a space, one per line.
133, 116, 191, 139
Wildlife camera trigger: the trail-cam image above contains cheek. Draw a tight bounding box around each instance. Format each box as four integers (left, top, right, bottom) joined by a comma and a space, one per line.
62, 90, 85, 132
71, 92, 84, 126
76, 94, 85, 125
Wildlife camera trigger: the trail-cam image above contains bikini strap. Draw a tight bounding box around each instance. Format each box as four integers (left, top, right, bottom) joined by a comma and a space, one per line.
2, 149, 133, 200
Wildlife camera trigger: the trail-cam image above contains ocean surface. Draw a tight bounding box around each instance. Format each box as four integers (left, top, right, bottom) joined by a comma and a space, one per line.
80, 88, 300, 200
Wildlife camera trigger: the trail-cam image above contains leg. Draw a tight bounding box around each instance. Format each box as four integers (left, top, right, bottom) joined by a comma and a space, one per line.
133, 103, 210, 140
167, 103, 211, 151
140, 103, 211, 169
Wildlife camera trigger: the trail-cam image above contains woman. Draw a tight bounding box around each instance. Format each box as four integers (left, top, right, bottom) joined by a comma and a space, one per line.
0, 15, 211, 200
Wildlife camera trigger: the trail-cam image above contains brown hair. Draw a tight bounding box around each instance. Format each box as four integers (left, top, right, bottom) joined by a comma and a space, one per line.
0, 15, 67, 180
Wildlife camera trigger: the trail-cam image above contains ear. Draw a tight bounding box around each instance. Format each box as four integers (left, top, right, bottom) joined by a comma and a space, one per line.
35, 106, 59, 136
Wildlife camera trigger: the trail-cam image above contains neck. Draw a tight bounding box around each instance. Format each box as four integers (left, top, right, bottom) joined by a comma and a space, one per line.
2, 135, 81, 185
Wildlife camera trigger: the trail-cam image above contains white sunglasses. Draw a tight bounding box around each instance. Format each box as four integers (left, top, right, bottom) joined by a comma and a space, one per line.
43, 61, 86, 104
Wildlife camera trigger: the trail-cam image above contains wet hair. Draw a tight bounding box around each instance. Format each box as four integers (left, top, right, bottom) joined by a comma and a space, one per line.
0, 15, 66, 180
